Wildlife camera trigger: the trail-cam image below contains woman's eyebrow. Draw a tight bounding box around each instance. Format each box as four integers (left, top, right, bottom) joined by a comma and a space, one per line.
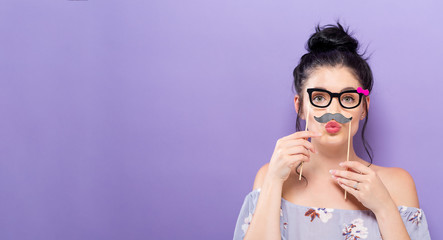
313, 87, 356, 91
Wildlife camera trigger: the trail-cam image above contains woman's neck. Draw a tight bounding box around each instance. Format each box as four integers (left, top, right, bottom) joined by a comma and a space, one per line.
306, 140, 359, 177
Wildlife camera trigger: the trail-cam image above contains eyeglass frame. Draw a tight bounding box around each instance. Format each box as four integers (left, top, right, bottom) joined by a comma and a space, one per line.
306, 88, 365, 109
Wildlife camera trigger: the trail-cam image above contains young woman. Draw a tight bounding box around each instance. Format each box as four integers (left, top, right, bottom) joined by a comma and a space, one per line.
233, 22, 431, 240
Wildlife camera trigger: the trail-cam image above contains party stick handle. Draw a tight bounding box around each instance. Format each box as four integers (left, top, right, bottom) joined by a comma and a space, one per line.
299, 107, 310, 180
344, 120, 352, 199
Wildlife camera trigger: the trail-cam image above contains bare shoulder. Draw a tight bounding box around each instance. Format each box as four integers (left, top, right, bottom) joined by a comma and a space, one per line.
377, 165, 420, 208
252, 163, 269, 191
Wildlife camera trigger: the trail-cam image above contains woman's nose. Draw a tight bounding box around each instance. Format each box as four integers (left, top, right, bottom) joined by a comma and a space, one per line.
328, 97, 342, 112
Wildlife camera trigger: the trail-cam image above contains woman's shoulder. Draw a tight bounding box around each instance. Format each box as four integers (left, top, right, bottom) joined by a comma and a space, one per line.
252, 163, 270, 191
375, 164, 420, 208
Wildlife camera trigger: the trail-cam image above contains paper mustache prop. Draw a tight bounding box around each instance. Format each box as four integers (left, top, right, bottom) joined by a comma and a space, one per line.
314, 113, 353, 124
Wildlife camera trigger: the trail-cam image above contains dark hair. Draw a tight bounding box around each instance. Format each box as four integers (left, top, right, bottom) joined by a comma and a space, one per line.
292, 20, 374, 186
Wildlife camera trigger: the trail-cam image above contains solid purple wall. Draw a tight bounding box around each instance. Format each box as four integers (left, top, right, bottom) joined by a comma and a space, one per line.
0, 0, 441, 239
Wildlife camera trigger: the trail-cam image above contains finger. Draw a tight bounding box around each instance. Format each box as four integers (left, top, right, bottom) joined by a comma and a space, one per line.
280, 131, 322, 142
339, 161, 372, 175
331, 169, 365, 182
284, 139, 316, 153
288, 154, 309, 167
286, 146, 310, 158
334, 177, 359, 189
337, 178, 359, 195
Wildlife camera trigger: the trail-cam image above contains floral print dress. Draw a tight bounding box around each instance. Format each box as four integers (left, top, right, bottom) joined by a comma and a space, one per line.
233, 188, 431, 240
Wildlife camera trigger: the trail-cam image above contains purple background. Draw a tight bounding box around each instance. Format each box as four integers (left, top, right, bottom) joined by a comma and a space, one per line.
0, 0, 441, 239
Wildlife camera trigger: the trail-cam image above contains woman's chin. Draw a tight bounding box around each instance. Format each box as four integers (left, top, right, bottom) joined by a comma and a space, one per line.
316, 133, 347, 145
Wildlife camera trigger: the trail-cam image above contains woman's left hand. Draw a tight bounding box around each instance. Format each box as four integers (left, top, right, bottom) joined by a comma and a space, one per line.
329, 161, 394, 214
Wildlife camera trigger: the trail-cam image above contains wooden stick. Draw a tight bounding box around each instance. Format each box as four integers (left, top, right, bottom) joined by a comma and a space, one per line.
344, 119, 352, 199
299, 107, 310, 180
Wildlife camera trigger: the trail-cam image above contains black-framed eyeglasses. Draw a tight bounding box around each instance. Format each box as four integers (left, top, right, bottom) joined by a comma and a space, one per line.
306, 88, 364, 109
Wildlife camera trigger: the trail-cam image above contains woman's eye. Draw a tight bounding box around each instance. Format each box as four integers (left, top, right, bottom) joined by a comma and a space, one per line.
343, 96, 355, 102
313, 96, 325, 102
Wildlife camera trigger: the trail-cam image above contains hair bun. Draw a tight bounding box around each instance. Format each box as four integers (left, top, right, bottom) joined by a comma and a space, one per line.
307, 22, 359, 54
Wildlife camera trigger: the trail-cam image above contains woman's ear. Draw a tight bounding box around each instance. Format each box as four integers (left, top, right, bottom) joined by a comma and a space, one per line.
294, 95, 303, 119
366, 96, 370, 110
361, 96, 370, 119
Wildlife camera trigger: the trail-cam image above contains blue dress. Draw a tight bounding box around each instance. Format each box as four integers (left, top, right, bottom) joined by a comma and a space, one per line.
233, 188, 431, 240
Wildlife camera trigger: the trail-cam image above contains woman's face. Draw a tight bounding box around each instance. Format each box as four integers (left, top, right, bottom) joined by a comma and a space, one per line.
295, 65, 370, 146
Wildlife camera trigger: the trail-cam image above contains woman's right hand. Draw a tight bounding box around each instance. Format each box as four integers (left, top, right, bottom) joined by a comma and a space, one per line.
266, 131, 322, 183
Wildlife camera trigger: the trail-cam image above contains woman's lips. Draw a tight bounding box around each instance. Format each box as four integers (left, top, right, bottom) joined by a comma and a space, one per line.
325, 121, 341, 133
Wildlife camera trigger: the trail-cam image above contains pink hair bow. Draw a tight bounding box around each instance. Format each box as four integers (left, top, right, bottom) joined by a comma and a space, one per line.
357, 87, 369, 96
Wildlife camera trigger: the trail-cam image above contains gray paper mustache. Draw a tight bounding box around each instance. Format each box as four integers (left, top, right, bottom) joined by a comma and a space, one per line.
313, 113, 353, 124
